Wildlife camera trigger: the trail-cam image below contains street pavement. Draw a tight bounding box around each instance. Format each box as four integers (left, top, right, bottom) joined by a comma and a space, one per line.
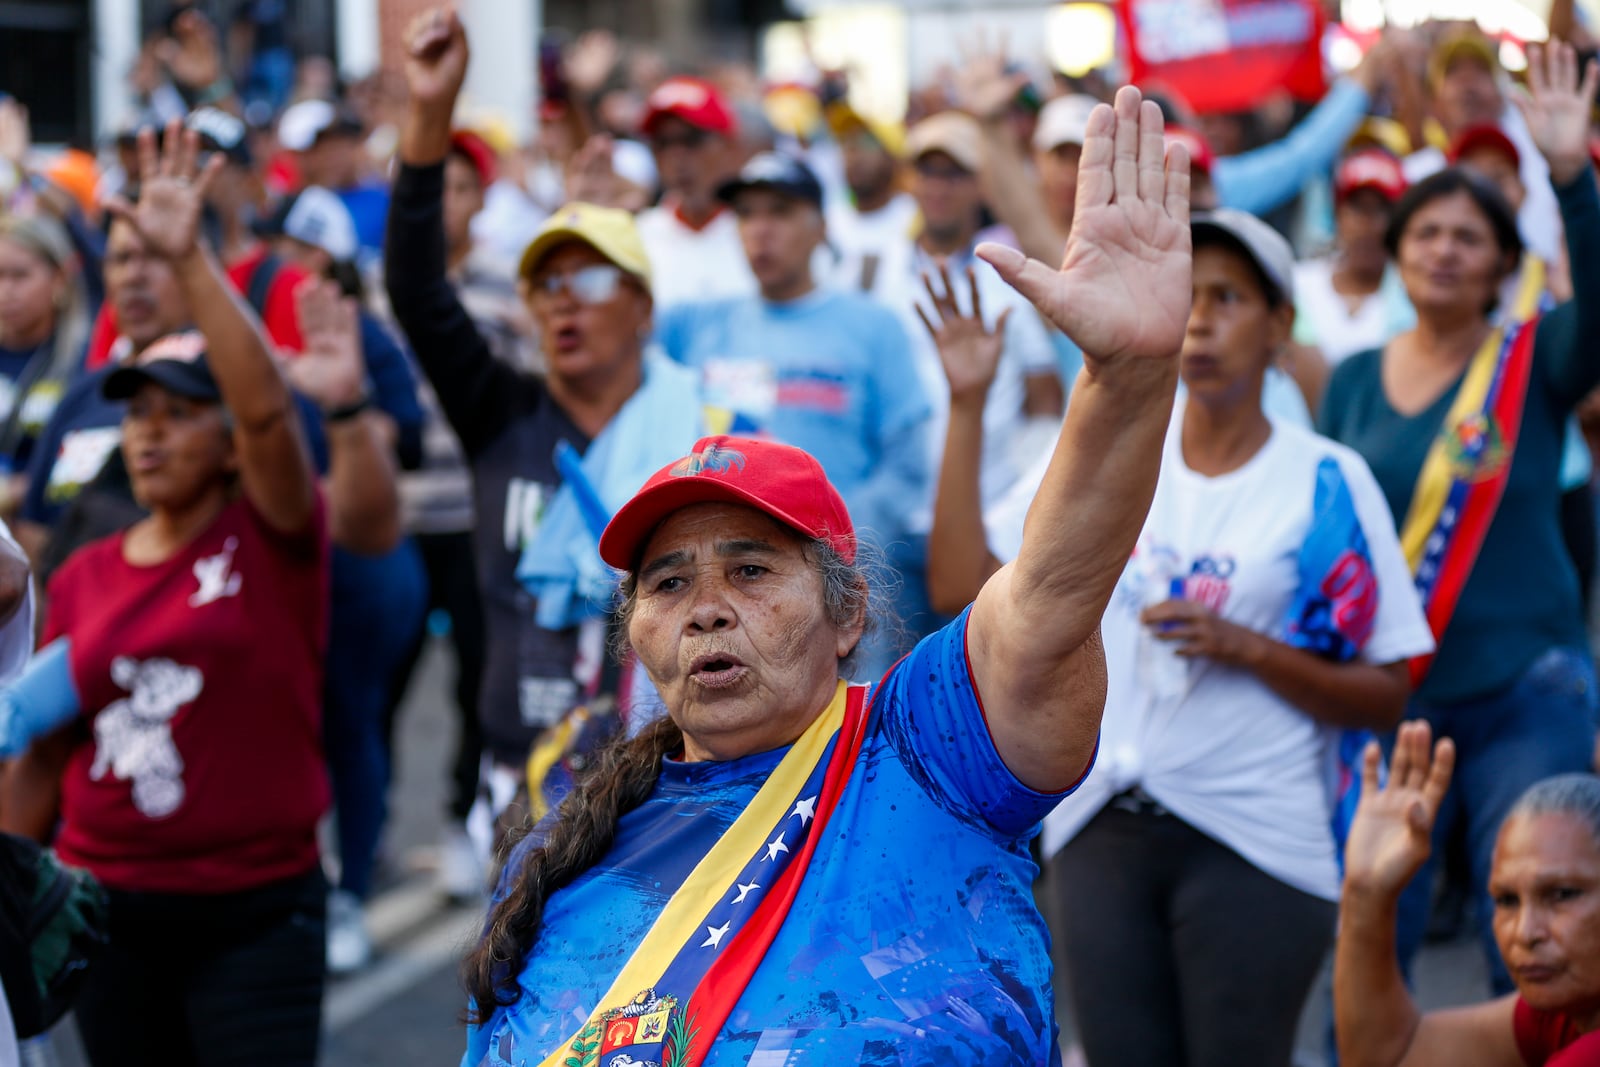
32, 636, 1489, 1067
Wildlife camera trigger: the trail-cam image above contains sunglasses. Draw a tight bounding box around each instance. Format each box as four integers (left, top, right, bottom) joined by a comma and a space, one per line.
527, 264, 627, 305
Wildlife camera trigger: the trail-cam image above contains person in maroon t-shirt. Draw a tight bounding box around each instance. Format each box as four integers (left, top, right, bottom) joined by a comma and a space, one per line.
1335, 722, 1600, 1067
37, 121, 334, 1066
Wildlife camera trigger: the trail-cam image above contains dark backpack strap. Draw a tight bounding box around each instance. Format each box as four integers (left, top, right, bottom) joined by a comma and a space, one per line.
244, 253, 285, 319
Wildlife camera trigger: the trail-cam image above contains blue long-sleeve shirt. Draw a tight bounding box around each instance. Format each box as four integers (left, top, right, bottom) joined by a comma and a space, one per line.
657, 288, 932, 546
1215, 79, 1372, 217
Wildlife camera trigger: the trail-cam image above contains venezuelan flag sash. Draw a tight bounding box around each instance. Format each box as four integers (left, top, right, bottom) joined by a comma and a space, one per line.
1398, 260, 1544, 685
538, 681, 871, 1067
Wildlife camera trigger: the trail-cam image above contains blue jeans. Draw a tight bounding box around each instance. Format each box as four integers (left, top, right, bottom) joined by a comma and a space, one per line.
323, 540, 429, 899
1393, 645, 1598, 993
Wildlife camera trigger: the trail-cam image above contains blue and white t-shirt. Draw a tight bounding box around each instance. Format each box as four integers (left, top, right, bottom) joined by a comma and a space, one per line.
987, 406, 1433, 900
464, 609, 1073, 1067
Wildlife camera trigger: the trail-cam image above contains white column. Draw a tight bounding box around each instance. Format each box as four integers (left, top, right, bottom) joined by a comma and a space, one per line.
336, 0, 381, 81
92, 0, 140, 137
459, 0, 539, 144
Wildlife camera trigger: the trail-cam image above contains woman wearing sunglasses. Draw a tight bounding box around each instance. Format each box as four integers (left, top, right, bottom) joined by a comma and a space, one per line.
385, 8, 706, 841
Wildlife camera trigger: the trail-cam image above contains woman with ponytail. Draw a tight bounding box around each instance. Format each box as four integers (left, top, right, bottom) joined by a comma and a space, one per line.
453, 32, 1198, 1064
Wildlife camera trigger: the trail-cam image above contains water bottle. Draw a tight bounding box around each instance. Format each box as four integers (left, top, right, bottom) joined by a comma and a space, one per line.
1140, 575, 1190, 702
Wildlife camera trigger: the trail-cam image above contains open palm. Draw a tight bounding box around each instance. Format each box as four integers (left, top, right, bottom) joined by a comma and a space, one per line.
286, 278, 365, 409
1342, 721, 1455, 897
103, 119, 220, 262
979, 87, 1190, 368
917, 264, 1011, 405
1517, 41, 1600, 188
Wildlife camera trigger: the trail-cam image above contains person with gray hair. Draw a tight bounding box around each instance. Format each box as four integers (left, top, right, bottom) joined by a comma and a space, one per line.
1337, 723, 1600, 1066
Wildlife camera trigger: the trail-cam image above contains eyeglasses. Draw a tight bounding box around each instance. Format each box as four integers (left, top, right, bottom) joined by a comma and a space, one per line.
527, 264, 627, 305
651, 129, 709, 153
913, 158, 974, 183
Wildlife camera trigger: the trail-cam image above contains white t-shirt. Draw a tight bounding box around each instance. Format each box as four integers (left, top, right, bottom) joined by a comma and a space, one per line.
635, 205, 757, 310
826, 193, 920, 269
1293, 258, 1416, 366
837, 237, 1060, 531
989, 408, 1433, 900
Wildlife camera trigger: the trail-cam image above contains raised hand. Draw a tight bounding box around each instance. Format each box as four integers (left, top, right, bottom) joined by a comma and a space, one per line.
1516, 40, 1600, 187
404, 6, 469, 114
102, 119, 221, 262
566, 30, 621, 96
565, 135, 625, 209
952, 30, 1030, 122
916, 263, 1011, 408
157, 8, 224, 92
0, 97, 30, 168
978, 87, 1190, 370
1342, 721, 1455, 899
285, 278, 367, 411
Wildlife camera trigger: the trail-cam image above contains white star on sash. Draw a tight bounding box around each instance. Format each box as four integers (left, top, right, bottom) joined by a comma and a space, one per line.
732, 880, 760, 904
763, 833, 789, 861
702, 920, 731, 949
791, 796, 817, 825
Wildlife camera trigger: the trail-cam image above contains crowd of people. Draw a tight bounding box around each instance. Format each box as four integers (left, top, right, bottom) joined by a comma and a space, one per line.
0, 1, 1599, 1064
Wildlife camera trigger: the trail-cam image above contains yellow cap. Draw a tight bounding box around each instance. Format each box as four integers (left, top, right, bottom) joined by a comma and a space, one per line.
518, 202, 652, 288
825, 101, 906, 159
1347, 116, 1412, 159
905, 111, 984, 173
764, 84, 823, 140
1429, 29, 1498, 89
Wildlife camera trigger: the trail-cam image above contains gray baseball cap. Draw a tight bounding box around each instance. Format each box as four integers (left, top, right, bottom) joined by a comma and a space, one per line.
1191, 208, 1294, 304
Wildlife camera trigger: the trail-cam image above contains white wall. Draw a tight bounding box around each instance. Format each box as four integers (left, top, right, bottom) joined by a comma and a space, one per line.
92, 0, 140, 136
458, 0, 540, 144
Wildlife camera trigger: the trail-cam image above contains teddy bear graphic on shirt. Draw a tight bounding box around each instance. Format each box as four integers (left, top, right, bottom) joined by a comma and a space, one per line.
89, 656, 204, 818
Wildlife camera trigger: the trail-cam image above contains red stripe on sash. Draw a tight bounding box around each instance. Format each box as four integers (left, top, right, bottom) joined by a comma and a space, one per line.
674, 684, 872, 1066
1408, 321, 1538, 686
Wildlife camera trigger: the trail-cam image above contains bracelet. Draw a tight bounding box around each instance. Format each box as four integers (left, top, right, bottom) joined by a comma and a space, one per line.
324, 394, 373, 424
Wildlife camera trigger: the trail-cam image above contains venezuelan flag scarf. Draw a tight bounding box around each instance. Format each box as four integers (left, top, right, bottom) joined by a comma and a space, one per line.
539, 681, 871, 1067
1398, 258, 1544, 685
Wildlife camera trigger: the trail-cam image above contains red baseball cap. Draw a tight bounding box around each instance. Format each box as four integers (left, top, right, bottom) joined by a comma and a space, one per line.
1335, 149, 1407, 204
642, 77, 737, 138
1165, 126, 1215, 178
598, 436, 856, 570
449, 129, 498, 187
1448, 124, 1520, 168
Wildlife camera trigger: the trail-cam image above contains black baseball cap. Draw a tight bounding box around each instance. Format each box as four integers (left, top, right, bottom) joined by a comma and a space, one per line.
716, 152, 824, 208
103, 331, 222, 403
186, 107, 253, 166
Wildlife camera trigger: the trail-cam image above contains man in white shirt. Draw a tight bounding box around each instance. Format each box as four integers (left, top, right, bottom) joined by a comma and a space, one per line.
1403, 29, 1562, 266
822, 103, 919, 279
836, 111, 1063, 532
634, 77, 755, 309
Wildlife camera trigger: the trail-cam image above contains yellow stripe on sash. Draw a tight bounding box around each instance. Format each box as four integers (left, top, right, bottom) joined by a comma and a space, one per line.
536, 680, 850, 1067
1398, 256, 1545, 570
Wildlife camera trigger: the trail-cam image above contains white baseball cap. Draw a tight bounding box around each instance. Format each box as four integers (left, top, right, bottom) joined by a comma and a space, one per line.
1191, 208, 1295, 304
1033, 95, 1100, 153
277, 99, 363, 152
268, 186, 359, 263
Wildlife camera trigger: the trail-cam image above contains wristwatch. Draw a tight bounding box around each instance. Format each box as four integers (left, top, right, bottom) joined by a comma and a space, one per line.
324, 394, 373, 424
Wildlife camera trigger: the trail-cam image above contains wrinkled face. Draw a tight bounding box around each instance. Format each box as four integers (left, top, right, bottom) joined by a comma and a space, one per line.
649, 115, 731, 211
443, 153, 485, 253
1181, 242, 1289, 404
1335, 188, 1394, 275
910, 150, 980, 240
122, 381, 235, 512
841, 130, 896, 204
1396, 190, 1514, 318
0, 238, 63, 345
523, 241, 650, 388
1037, 142, 1082, 226
1491, 813, 1600, 1027
105, 219, 188, 351
1436, 57, 1504, 135
1458, 147, 1526, 215
627, 503, 861, 763
733, 188, 823, 297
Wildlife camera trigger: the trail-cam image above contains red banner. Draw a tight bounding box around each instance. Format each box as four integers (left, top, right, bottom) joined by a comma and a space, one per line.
1117, 0, 1328, 115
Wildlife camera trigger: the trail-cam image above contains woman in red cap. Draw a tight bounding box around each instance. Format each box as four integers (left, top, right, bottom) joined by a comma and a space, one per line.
457, 82, 1193, 1067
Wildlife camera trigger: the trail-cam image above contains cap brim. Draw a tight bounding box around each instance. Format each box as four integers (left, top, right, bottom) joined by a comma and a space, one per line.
1191, 220, 1289, 302
714, 177, 820, 206
599, 474, 828, 571
103, 364, 220, 403
517, 227, 644, 284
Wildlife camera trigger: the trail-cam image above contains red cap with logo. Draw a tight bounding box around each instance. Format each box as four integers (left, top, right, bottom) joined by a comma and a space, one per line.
642, 77, 738, 137
1448, 124, 1520, 168
599, 436, 856, 569
1335, 149, 1407, 204
1164, 126, 1215, 178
